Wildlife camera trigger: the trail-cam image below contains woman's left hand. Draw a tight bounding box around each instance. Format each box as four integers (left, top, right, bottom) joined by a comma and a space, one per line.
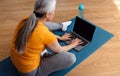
60, 33, 71, 41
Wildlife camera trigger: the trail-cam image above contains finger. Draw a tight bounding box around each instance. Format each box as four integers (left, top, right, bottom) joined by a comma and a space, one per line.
75, 38, 80, 40
68, 34, 72, 37
66, 33, 71, 35
74, 38, 82, 41
65, 33, 71, 37
66, 33, 71, 36
68, 38, 73, 41
79, 41, 83, 44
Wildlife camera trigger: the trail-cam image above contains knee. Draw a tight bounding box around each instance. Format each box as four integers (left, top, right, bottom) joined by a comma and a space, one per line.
61, 52, 76, 67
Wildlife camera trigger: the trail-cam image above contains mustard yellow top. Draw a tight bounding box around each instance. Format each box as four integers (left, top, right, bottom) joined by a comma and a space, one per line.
10, 18, 57, 73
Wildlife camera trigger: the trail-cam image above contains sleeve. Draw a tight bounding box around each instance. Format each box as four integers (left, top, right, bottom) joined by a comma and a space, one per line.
44, 30, 57, 46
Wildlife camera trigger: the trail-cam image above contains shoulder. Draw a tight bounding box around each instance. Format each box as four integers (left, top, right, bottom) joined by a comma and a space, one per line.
33, 21, 56, 38
36, 21, 57, 41
34, 21, 49, 35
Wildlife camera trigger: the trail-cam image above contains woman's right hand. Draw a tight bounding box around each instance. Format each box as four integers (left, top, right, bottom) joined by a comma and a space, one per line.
47, 38, 83, 53
70, 38, 83, 48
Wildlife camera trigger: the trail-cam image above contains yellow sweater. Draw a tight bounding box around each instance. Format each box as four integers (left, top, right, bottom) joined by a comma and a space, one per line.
10, 18, 57, 73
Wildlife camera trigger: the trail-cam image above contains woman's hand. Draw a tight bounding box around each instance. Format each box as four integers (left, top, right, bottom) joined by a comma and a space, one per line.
59, 33, 71, 41
47, 38, 83, 53
70, 38, 83, 48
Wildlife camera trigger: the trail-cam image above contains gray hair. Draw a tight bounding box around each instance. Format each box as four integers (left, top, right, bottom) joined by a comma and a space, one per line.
34, 0, 56, 13
15, 0, 56, 54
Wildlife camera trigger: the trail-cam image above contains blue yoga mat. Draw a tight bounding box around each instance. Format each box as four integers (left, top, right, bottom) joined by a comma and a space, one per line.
0, 57, 18, 76
49, 17, 114, 76
0, 17, 113, 76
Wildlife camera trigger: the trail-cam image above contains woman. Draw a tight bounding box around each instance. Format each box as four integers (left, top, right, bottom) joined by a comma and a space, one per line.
10, 0, 82, 76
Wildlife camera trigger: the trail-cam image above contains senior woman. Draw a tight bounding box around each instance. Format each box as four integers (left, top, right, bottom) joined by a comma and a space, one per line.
10, 0, 82, 76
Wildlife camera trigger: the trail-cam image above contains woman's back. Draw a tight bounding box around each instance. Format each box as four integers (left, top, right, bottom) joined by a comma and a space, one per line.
10, 17, 57, 73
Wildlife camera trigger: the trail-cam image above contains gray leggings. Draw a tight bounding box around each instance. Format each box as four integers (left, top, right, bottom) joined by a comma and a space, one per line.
19, 52, 76, 76
18, 22, 76, 76
45, 22, 63, 31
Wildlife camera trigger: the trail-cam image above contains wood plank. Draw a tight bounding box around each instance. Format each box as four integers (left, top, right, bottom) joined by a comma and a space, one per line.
0, 0, 120, 76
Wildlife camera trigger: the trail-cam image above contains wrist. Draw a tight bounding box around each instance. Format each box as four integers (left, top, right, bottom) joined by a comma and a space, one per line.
59, 36, 63, 41
56, 35, 63, 41
69, 43, 76, 48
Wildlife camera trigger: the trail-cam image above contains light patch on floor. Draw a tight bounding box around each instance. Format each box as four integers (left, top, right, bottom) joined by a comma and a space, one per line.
114, 0, 120, 10
116, 32, 120, 40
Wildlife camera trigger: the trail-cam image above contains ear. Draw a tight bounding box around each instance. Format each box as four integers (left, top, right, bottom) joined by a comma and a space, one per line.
45, 12, 49, 18
45, 12, 54, 21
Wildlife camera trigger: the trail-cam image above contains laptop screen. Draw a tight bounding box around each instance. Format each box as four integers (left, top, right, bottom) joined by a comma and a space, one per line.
73, 17, 96, 42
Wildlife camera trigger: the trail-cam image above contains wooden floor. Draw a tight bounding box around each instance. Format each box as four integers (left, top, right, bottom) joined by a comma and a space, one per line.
0, 0, 120, 76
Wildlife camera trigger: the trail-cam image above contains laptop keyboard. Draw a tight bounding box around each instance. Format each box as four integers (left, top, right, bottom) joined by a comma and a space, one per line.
70, 32, 88, 46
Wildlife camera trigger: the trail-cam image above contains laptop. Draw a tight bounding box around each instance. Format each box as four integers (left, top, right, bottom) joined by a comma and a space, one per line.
65, 16, 96, 51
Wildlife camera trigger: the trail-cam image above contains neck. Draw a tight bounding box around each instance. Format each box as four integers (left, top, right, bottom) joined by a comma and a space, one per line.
39, 16, 47, 24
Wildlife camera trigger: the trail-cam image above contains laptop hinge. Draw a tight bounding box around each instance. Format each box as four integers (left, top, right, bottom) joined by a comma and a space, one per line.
72, 31, 90, 42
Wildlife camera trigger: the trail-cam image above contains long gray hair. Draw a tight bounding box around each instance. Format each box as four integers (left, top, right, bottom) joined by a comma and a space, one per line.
15, 0, 56, 54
